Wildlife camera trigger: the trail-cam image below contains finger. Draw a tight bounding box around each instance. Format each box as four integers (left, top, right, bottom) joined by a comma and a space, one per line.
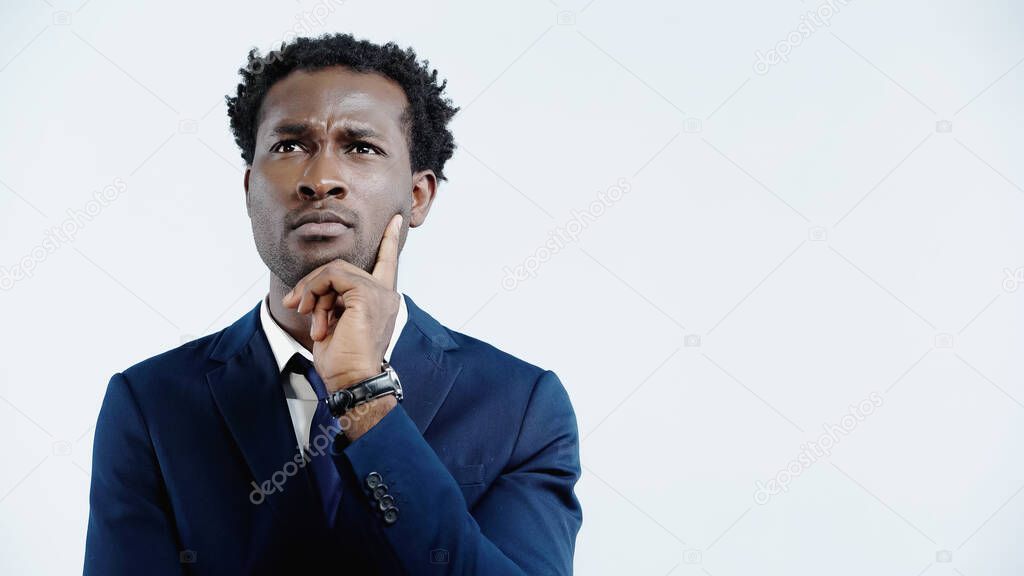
312, 292, 336, 341
293, 264, 365, 315
282, 260, 333, 308
284, 252, 378, 309
372, 213, 402, 290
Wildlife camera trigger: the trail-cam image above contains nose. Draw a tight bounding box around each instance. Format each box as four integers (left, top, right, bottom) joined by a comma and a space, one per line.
296, 152, 346, 200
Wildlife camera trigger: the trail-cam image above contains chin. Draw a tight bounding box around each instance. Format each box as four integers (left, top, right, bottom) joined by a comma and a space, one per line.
301, 251, 369, 274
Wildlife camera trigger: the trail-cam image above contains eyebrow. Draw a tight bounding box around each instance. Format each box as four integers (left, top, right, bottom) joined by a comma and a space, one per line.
268, 121, 383, 141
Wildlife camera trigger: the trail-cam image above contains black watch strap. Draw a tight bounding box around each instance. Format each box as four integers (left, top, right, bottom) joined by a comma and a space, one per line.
326, 361, 403, 418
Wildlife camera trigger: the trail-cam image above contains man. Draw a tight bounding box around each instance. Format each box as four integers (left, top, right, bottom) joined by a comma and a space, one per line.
84, 33, 582, 574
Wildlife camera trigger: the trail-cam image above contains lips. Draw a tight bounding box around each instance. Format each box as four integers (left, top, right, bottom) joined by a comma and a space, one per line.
294, 221, 350, 237
293, 211, 352, 229
292, 211, 353, 239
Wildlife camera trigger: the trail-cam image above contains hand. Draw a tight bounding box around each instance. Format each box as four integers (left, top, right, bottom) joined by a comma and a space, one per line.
281, 213, 403, 392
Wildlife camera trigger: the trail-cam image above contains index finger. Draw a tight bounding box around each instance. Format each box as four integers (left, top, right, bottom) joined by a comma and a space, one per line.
371, 213, 403, 290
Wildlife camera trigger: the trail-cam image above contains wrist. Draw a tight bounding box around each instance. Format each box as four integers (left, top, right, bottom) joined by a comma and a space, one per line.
339, 395, 397, 441
327, 366, 381, 391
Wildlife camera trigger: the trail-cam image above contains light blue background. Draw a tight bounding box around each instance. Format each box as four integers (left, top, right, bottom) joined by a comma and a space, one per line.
1, 0, 1022, 574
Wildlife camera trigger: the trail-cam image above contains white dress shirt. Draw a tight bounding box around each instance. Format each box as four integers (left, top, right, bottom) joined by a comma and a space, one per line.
258, 291, 409, 450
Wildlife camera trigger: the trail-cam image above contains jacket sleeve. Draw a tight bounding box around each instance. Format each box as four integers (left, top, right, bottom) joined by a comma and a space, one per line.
337, 369, 583, 575
84, 372, 184, 575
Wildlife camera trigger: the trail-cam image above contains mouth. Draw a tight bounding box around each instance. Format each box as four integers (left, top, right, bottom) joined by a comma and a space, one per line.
292, 210, 354, 239
293, 221, 351, 239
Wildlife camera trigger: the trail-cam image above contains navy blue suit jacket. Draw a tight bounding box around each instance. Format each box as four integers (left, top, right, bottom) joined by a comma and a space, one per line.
84, 294, 582, 574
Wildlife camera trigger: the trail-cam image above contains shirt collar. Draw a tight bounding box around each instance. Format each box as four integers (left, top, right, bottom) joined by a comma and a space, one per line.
259, 290, 409, 375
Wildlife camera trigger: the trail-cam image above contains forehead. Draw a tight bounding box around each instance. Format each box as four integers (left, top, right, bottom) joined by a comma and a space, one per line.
257, 66, 409, 140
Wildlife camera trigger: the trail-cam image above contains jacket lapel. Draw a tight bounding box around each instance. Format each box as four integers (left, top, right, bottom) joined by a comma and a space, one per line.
206, 305, 319, 533
391, 294, 463, 434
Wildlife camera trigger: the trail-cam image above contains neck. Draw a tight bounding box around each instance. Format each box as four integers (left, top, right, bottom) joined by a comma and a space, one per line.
267, 274, 314, 352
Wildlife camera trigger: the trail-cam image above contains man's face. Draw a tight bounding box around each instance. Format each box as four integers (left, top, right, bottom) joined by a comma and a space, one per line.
244, 66, 433, 288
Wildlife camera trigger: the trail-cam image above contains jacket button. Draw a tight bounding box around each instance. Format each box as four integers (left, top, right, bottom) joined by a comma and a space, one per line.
382, 506, 399, 525
365, 472, 383, 489
378, 494, 395, 511
372, 484, 388, 500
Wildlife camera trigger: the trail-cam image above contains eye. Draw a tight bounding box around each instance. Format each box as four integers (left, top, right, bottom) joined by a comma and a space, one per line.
349, 141, 382, 155
270, 140, 306, 153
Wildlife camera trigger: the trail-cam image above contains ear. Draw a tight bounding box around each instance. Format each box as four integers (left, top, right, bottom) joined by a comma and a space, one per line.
408, 169, 437, 228
244, 167, 252, 218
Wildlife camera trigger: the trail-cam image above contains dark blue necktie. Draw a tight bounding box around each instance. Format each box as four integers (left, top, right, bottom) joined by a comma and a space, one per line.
285, 353, 344, 528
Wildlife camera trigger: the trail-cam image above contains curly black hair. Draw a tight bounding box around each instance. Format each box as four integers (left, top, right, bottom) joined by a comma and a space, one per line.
225, 33, 459, 181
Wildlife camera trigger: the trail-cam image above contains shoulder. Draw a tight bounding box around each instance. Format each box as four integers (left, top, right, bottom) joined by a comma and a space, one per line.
438, 326, 579, 473
114, 302, 261, 395
110, 324, 245, 413
404, 294, 568, 406
428, 319, 574, 425
447, 328, 547, 383
119, 332, 221, 384
404, 294, 549, 384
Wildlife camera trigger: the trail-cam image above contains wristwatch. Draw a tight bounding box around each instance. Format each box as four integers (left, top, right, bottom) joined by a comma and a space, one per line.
326, 360, 403, 418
